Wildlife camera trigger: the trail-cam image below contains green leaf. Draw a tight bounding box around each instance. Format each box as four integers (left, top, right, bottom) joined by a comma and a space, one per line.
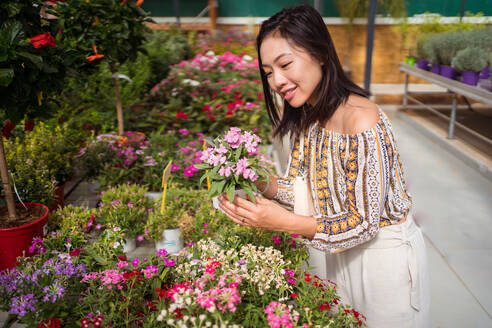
215, 179, 226, 195
193, 163, 209, 170
226, 183, 235, 203
17, 52, 43, 70
0, 68, 14, 87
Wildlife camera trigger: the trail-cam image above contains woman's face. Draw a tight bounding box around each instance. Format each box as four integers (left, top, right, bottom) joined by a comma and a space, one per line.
260, 35, 323, 108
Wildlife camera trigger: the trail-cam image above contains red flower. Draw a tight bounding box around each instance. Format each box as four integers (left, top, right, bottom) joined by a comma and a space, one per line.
257, 92, 263, 100
69, 248, 82, 257
136, 0, 144, 6
37, 317, 61, 328
176, 111, 188, 119
84, 213, 96, 233
86, 45, 104, 62
3, 121, 16, 139
291, 293, 298, 299
225, 110, 234, 117
24, 120, 35, 131
202, 105, 211, 113
30, 32, 56, 49
117, 255, 126, 261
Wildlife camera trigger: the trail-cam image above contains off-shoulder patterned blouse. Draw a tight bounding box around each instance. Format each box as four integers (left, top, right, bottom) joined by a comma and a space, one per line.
274, 107, 412, 253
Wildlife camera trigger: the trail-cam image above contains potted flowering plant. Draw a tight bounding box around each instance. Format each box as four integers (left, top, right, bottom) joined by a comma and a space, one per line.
145, 187, 208, 253
195, 127, 271, 204
99, 184, 153, 253
0, 0, 82, 270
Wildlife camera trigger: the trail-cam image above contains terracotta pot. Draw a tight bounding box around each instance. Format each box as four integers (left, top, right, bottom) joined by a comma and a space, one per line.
0, 203, 49, 271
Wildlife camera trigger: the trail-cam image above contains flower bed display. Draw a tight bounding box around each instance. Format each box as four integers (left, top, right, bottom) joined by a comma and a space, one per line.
145, 51, 272, 140
0, 187, 366, 327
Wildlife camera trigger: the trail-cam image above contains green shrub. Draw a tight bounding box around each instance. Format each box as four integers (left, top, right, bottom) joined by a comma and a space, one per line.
453, 47, 488, 72
433, 31, 468, 65
468, 27, 492, 52
415, 34, 432, 59
143, 29, 192, 90
17, 122, 78, 185
2, 140, 55, 205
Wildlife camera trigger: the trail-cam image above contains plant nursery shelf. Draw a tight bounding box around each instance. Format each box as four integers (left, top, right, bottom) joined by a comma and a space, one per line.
399, 62, 492, 146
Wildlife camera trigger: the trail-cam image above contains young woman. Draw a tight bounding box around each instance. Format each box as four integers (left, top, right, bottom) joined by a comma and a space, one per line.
218, 4, 430, 327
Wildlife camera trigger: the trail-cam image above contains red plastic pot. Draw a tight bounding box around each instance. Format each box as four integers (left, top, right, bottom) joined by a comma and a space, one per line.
0, 203, 49, 272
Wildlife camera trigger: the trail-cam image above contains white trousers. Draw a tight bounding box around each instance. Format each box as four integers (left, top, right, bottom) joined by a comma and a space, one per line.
325, 215, 431, 328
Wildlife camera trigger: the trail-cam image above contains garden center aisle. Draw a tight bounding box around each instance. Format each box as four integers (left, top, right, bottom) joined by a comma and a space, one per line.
378, 106, 492, 327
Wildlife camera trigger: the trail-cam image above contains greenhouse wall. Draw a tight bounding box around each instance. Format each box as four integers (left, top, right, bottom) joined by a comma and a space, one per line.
143, 0, 492, 84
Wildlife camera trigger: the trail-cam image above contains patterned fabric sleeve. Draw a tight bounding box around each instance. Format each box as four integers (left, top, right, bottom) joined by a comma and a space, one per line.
307, 124, 389, 253
273, 135, 305, 208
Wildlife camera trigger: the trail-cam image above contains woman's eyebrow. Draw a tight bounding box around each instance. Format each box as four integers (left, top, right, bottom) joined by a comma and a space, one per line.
261, 52, 291, 67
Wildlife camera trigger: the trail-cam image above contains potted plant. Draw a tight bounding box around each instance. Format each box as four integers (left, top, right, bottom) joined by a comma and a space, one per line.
453, 47, 489, 86
0, 0, 81, 270
98, 183, 153, 253
434, 31, 467, 79
54, 0, 154, 136
11, 122, 78, 210
415, 34, 432, 71
195, 127, 271, 206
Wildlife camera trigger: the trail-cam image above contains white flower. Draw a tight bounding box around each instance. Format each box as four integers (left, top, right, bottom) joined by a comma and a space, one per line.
157, 315, 163, 322
182, 79, 200, 87
242, 55, 253, 62
199, 315, 206, 321
206, 50, 215, 57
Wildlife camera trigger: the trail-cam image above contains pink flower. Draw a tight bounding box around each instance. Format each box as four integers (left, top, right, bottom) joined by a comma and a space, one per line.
178, 128, 189, 136
203, 223, 208, 227
95, 224, 102, 230
127, 202, 134, 208
164, 259, 176, 267
117, 261, 128, 268
203, 229, 208, 234
137, 235, 144, 242
132, 258, 140, 267
224, 127, 242, 149
156, 249, 168, 257
184, 165, 199, 177
234, 158, 249, 175
171, 164, 181, 172
218, 166, 232, 177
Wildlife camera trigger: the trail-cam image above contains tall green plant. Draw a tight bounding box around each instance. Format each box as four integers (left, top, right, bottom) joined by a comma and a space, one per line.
0, 0, 80, 223
54, 0, 154, 135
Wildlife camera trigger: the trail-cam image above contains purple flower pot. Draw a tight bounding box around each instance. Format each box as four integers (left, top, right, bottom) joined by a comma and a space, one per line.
479, 66, 490, 79
416, 59, 430, 70
431, 64, 441, 74
461, 71, 479, 86
440, 65, 457, 80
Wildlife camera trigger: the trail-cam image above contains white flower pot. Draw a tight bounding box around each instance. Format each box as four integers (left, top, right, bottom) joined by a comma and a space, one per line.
146, 192, 162, 200
155, 228, 183, 254
212, 189, 247, 214
106, 230, 136, 253
114, 237, 136, 253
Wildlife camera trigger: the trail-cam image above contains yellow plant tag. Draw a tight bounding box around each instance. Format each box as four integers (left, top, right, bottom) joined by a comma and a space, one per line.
160, 160, 173, 214
37, 91, 43, 106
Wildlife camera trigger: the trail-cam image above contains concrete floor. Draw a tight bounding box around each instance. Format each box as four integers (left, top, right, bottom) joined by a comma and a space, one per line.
2, 106, 491, 327
384, 106, 492, 328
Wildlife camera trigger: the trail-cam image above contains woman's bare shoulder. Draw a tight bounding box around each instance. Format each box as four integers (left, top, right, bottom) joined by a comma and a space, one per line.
341, 95, 380, 134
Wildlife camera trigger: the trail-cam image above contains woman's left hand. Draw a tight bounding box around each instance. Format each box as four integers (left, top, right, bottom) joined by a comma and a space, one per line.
218, 193, 291, 232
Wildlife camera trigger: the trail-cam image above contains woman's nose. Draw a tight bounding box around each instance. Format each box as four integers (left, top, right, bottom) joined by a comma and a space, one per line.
272, 71, 287, 91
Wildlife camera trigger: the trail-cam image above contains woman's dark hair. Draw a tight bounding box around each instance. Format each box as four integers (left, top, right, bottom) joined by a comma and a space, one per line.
256, 4, 370, 139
